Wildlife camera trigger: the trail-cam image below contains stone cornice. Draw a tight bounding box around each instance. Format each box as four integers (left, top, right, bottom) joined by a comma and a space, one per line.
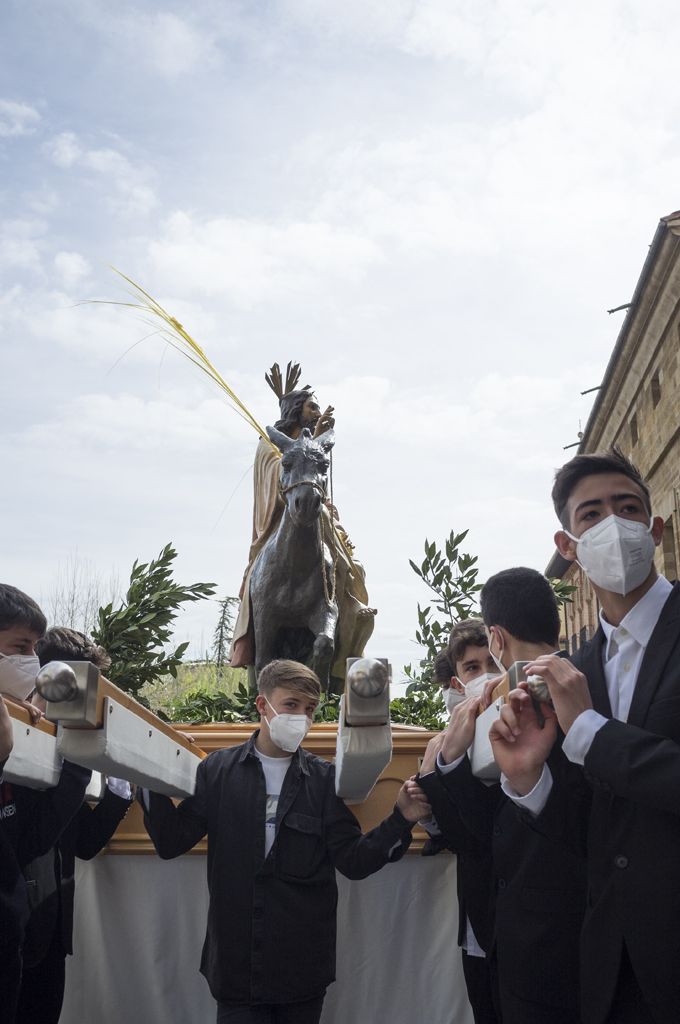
579, 215, 680, 454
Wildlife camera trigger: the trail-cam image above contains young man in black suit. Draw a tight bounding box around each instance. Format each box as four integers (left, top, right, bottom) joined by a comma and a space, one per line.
492, 448, 678, 1024
421, 569, 587, 1024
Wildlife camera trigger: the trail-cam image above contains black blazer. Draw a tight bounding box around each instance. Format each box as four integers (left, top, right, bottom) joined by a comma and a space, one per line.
567, 579, 680, 1024
417, 769, 494, 954
437, 747, 587, 1023
22, 787, 132, 966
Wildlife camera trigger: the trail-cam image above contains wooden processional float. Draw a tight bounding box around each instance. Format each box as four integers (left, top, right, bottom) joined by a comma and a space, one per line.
4, 657, 398, 804
469, 662, 550, 782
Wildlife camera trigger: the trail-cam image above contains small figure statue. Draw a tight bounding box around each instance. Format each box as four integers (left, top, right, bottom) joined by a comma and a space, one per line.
231, 363, 376, 692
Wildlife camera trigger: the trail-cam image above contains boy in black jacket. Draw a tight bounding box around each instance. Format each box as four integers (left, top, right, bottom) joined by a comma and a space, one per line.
143, 658, 431, 1024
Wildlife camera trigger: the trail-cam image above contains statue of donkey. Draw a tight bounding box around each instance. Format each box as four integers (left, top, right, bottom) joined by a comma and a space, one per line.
249, 425, 339, 690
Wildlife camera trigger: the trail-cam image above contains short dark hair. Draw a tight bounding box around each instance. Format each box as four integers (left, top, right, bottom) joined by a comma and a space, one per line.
36, 627, 111, 671
552, 446, 651, 528
445, 618, 488, 674
0, 584, 47, 636
257, 659, 321, 701
480, 568, 560, 646
433, 650, 454, 684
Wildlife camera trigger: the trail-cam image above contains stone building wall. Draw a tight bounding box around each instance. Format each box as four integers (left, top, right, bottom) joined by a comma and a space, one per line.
548, 212, 680, 649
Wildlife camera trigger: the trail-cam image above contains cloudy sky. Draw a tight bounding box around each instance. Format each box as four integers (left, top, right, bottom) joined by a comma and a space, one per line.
2, 0, 679, 681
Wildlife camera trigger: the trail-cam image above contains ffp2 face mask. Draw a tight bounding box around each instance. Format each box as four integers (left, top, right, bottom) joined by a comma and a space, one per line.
566, 514, 655, 596
265, 698, 312, 753
0, 653, 40, 701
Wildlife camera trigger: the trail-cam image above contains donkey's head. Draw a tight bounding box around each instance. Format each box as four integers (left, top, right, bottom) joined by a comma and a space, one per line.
267, 425, 335, 527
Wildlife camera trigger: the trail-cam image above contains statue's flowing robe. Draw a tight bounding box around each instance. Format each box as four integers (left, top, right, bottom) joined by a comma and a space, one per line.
230, 438, 374, 679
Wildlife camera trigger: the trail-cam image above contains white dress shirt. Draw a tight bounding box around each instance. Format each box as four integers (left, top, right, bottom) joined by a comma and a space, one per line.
562, 574, 673, 765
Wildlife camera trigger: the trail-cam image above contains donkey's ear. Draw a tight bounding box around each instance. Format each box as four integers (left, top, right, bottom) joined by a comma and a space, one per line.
266, 425, 294, 452
316, 428, 335, 453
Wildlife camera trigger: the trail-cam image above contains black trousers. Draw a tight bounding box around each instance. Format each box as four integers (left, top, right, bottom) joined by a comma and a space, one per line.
461, 950, 500, 1024
15, 933, 66, 1024
216, 994, 326, 1024
0, 950, 22, 1024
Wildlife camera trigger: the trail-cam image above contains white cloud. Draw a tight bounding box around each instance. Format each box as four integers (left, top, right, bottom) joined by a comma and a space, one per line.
20, 391, 248, 455
24, 188, 60, 216
81, 146, 157, 216
137, 11, 219, 77
147, 210, 382, 307
0, 219, 46, 273
68, 6, 221, 79
279, 0, 413, 45
54, 251, 91, 288
0, 98, 41, 137
43, 131, 157, 216
44, 131, 82, 168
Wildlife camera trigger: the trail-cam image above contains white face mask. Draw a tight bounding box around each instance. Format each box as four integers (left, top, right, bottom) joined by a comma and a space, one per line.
487, 631, 506, 674
566, 514, 655, 596
443, 686, 465, 714
0, 652, 40, 701
265, 698, 312, 753
463, 671, 500, 699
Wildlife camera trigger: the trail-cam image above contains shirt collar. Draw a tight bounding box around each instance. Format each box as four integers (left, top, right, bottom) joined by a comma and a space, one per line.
599, 575, 673, 657
239, 729, 310, 774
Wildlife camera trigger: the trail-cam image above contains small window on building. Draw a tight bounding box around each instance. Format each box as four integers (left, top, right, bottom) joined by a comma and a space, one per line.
630, 412, 638, 446
651, 370, 661, 407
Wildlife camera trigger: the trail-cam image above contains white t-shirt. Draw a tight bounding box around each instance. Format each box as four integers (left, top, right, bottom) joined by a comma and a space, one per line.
253, 748, 292, 857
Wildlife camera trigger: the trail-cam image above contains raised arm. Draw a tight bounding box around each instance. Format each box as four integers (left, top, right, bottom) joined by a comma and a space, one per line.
323, 772, 426, 879
417, 764, 469, 853
142, 760, 209, 859
75, 783, 134, 860
523, 653, 680, 818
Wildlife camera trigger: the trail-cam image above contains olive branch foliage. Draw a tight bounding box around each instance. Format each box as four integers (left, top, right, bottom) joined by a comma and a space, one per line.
92, 543, 216, 701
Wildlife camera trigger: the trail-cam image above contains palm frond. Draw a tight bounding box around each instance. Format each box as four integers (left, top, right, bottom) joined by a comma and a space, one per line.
93, 270, 279, 454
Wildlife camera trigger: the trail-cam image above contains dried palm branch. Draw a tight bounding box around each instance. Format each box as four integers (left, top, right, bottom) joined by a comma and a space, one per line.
92, 269, 279, 454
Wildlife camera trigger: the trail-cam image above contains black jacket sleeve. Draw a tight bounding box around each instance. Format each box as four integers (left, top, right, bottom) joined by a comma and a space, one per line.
417, 771, 468, 853
436, 756, 502, 844
323, 771, 413, 879
584, 718, 680, 816
511, 746, 591, 861
75, 788, 133, 860
143, 759, 209, 859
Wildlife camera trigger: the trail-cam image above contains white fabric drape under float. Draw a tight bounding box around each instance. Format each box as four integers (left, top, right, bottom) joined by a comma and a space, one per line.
62, 854, 474, 1024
